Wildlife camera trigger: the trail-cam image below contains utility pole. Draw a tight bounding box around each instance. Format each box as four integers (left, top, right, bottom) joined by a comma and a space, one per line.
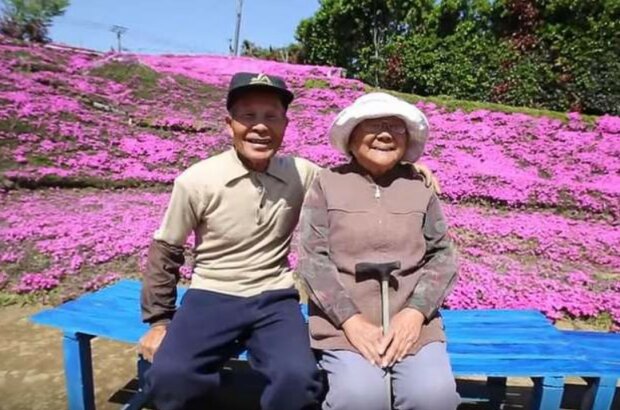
111, 25, 128, 53
232, 0, 244, 56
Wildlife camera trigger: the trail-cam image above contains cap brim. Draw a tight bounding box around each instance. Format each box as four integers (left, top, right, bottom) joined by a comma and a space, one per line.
226, 84, 294, 110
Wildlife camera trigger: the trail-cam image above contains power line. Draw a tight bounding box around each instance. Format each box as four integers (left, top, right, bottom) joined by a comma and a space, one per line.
57, 17, 110, 31
57, 17, 216, 54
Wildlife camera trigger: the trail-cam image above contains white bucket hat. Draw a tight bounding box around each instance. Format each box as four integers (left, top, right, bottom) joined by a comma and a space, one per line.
328, 92, 429, 163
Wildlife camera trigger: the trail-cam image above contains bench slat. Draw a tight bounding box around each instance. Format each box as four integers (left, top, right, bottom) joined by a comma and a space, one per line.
34, 307, 563, 347
52, 279, 551, 321
33, 309, 147, 344
451, 357, 620, 377
560, 331, 620, 365
448, 342, 582, 359
32, 280, 562, 349
445, 328, 562, 343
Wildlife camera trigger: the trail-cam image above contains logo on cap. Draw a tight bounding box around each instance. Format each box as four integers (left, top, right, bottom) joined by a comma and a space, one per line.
250, 73, 273, 85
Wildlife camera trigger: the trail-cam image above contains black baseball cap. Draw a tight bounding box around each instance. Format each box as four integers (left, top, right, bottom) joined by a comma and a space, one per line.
226, 72, 295, 111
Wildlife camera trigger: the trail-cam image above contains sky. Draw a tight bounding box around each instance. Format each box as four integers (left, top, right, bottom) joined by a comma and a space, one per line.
49, 0, 320, 55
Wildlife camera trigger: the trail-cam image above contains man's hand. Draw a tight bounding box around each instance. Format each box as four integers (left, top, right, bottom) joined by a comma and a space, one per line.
138, 324, 168, 362
412, 163, 442, 194
378, 308, 425, 368
342, 314, 384, 366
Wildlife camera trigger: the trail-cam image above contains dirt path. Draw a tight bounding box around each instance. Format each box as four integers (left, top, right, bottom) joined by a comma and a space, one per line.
0, 305, 135, 410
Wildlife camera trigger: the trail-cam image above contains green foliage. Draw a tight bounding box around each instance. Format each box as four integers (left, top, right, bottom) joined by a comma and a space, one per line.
27, 155, 54, 166
90, 60, 159, 85
8, 173, 154, 189
241, 40, 304, 64
296, 0, 434, 78
0, 117, 39, 134
377, 86, 597, 124
538, 15, 620, 114
297, 0, 620, 115
382, 21, 515, 101
7, 49, 64, 73
0, 247, 51, 278
0, 0, 69, 42
304, 78, 329, 89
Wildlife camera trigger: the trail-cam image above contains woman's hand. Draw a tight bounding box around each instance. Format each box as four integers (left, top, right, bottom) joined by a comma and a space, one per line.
379, 308, 425, 368
342, 314, 384, 366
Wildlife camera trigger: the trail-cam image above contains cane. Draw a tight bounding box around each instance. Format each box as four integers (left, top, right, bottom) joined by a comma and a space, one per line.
355, 261, 401, 410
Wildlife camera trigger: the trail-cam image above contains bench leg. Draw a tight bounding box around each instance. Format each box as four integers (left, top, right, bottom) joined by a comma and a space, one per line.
581, 377, 617, 410
137, 355, 150, 390
532, 376, 564, 410
487, 377, 507, 410
63, 332, 95, 410
122, 356, 151, 410
122, 391, 150, 410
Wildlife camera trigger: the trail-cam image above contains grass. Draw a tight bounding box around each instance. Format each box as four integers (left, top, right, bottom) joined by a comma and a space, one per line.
0, 255, 143, 306
90, 60, 162, 100
54, 256, 141, 303
369, 86, 599, 125
173, 75, 222, 96
304, 78, 330, 89
444, 194, 616, 224
88, 61, 226, 111
0, 292, 37, 307
0, 156, 18, 173
171, 75, 226, 115
6, 174, 165, 190
0, 117, 42, 134
4, 50, 64, 74
0, 248, 52, 279
559, 312, 615, 331
135, 116, 218, 133
27, 155, 55, 166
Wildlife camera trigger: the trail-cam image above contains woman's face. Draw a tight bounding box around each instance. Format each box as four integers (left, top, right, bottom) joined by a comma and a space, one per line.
349, 116, 408, 177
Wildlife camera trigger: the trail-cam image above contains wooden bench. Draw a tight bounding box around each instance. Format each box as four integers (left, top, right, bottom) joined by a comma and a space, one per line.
559, 331, 620, 410
31, 279, 620, 410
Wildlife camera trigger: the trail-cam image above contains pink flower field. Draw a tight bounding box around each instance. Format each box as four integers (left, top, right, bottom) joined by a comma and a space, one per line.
0, 37, 618, 327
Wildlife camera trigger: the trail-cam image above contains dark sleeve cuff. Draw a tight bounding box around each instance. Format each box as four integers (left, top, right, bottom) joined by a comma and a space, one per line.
141, 240, 184, 324
408, 299, 435, 321
149, 318, 172, 328
330, 298, 361, 328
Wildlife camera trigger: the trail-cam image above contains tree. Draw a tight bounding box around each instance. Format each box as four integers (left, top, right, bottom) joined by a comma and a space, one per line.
0, 0, 69, 42
241, 39, 304, 64
296, 0, 620, 114
296, 0, 434, 83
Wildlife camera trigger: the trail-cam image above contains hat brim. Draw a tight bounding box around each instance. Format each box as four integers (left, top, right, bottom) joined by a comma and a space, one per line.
226, 84, 294, 111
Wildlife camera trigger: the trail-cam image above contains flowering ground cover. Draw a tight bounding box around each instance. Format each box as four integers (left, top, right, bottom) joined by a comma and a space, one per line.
0, 37, 618, 328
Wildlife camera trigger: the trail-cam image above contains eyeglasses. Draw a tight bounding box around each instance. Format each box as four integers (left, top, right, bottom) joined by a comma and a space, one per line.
360, 120, 407, 135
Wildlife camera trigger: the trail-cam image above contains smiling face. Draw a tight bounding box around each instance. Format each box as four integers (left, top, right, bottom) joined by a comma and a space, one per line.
226, 90, 288, 172
348, 116, 408, 177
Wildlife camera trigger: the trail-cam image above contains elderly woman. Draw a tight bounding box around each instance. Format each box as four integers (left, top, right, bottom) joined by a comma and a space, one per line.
298, 93, 460, 410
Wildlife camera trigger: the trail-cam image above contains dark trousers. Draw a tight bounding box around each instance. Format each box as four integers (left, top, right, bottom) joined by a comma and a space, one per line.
145, 287, 322, 410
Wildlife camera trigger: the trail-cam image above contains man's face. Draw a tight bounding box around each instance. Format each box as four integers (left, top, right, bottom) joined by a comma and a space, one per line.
226, 90, 288, 171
